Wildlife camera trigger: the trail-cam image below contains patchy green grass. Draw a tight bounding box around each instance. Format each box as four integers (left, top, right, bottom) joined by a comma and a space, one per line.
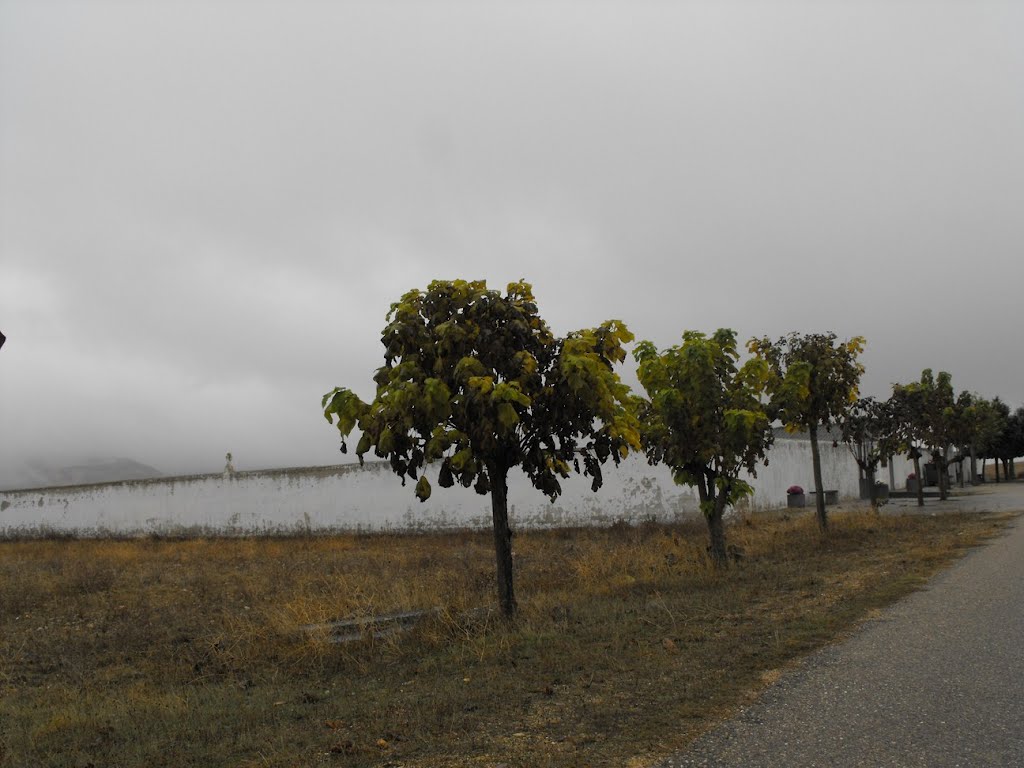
0, 508, 1014, 767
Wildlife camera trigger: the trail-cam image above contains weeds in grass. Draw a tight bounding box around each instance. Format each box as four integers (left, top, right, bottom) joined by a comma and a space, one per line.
0, 508, 1013, 767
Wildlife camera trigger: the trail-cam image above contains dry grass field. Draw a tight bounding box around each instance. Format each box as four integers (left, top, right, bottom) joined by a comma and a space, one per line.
0, 507, 1014, 768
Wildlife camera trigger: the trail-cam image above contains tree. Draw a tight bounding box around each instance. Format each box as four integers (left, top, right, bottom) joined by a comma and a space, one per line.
1010, 407, 1024, 480
322, 279, 640, 617
837, 396, 899, 509
949, 392, 988, 488
960, 395, 997, 487
898, 370, 976, 501
978, 397, 1011, 482
970, 399, 995, 483
748, 332, 865, 531
633, 330, 773, 566
889, 383, 927, 506
955, 394, 990, 488
982, 401, 1024, 481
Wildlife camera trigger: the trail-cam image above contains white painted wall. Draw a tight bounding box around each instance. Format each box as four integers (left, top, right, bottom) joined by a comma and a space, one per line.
885, 452, 917, 489
744, 436, 861, 505
0, 437, 871, 537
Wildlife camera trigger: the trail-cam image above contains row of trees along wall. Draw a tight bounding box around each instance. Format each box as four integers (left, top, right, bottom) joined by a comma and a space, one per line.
326, 279, 1017, 618
325, 281, 874, 617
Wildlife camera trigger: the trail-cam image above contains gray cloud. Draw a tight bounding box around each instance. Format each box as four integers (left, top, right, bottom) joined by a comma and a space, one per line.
2, 0, 1022, 482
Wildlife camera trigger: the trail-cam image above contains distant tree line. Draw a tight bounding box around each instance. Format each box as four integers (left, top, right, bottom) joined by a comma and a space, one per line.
323, 279, 1023, 617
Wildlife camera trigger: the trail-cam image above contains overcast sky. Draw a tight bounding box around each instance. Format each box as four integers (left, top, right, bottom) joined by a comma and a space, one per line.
1, 0, 1022, 479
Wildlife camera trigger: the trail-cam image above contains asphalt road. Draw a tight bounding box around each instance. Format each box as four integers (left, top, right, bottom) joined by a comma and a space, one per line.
657, 483, 1024, 768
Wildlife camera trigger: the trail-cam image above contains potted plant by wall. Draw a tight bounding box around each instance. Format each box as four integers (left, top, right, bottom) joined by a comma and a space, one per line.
907, 473, 919, 495
787, 484, 806, 508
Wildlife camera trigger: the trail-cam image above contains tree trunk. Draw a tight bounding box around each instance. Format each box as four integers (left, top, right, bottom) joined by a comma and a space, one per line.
866, 463, 878, 510
970, 447, 977, 486
936, 452, 948, 501
809, 424, 828, 531
1011, 458, 1017, 480
995, 459, 1001, 483
706, 494, 727, 568
487, 461, 516, 618
912, 452, 924, 507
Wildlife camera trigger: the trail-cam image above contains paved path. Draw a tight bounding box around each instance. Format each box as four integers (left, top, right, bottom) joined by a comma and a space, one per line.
658, 483, 1024, 768
882, 480, 1024, 516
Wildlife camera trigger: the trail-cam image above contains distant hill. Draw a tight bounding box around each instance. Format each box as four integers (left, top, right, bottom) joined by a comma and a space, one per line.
0, 458, 163, 491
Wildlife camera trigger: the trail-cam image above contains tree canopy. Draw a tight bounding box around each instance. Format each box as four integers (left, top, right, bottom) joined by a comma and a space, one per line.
323, 279, 640, 616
